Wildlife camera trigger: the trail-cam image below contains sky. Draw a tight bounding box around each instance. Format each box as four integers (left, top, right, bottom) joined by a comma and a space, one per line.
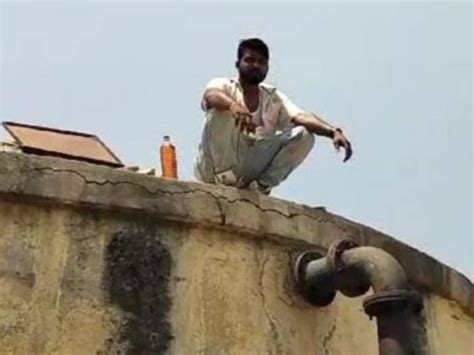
1, 1, 472, 278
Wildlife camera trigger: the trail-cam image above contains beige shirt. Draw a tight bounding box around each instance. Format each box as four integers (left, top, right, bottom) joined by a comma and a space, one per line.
203, 77, 304, 138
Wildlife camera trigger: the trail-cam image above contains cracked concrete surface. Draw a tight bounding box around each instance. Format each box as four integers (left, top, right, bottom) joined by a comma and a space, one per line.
256, 247, 283, 354
0, 152, 473, 354
170, 229, 379, 354
0, 152, 471, 314
31, 165, 327, 224
322, 324, 337, 355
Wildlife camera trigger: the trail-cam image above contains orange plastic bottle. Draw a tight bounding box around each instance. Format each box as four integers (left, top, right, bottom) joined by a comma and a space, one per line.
160, 135, 178, 179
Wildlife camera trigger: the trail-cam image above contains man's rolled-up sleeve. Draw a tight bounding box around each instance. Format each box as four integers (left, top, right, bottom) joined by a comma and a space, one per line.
201, 78, 231, 111
276, 90, 305, 129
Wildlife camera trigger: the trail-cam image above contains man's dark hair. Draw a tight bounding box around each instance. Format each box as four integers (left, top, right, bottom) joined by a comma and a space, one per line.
237, 38, 269, 62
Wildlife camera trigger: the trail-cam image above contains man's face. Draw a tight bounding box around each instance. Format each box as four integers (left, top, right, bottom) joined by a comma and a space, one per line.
237, 49, 269, 85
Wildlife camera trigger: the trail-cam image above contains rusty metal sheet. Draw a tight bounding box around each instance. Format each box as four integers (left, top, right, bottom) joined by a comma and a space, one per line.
2, 121, 124, 167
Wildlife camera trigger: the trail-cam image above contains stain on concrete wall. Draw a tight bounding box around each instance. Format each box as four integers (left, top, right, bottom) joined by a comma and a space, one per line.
105, 228, 173, 354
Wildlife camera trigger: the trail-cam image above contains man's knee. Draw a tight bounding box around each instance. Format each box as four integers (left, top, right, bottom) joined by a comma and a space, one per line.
293, 126, 315, 157
301, 126, 315, 147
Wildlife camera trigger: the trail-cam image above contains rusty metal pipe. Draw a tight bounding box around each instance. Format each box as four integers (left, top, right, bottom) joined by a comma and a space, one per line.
375, 310, 415, 355
339, 246, 408, 291
293, 240, 423, 355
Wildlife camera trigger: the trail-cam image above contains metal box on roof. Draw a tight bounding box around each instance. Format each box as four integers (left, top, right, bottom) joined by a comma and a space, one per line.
2, 121, 123, 167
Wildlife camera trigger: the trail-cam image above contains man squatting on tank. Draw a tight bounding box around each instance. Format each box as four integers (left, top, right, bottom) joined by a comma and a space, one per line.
195, 38, 352, 195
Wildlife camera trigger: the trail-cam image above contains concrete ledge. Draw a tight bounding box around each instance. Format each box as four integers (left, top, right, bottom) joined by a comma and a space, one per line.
0, 152, 472, 315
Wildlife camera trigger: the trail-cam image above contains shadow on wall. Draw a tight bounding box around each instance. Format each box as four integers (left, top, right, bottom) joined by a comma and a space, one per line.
103, 228, 173, 354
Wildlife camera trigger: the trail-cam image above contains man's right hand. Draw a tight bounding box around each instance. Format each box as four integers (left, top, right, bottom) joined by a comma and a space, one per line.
229, 102, 256, 134
203, 88, 256, 134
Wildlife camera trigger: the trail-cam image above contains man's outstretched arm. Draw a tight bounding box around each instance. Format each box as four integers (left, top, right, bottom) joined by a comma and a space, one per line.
293, 112, 353, 162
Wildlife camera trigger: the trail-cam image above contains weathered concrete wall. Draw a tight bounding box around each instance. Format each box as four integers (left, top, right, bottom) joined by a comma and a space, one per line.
0, 201, 379, 354
0, 203, 120, 354
424, 294, 474, 355
170, 227, 381, 355
0, 152, 472, 354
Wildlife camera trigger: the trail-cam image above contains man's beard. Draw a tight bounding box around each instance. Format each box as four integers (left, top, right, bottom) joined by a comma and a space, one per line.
239, 69, 266, 85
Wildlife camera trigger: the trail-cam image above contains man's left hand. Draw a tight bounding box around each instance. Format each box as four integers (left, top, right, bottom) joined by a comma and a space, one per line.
333, 130, 353, 162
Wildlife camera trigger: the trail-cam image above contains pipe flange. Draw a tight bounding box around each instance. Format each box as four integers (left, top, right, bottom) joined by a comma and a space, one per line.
292, 251, 336, 307
327, 239, 359, 273
363, 290, 423, 317
293, 251, 324, 289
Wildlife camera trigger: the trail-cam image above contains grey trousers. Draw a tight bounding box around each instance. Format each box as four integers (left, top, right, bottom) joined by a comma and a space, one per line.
194, 110, 315, 189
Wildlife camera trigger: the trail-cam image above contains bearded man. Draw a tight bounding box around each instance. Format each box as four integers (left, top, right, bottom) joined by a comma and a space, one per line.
195, 38, 352, 195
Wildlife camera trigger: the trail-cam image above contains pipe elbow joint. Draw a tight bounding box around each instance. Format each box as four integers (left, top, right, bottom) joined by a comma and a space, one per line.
293, 240, 425, 355
293, 240, 421, 313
